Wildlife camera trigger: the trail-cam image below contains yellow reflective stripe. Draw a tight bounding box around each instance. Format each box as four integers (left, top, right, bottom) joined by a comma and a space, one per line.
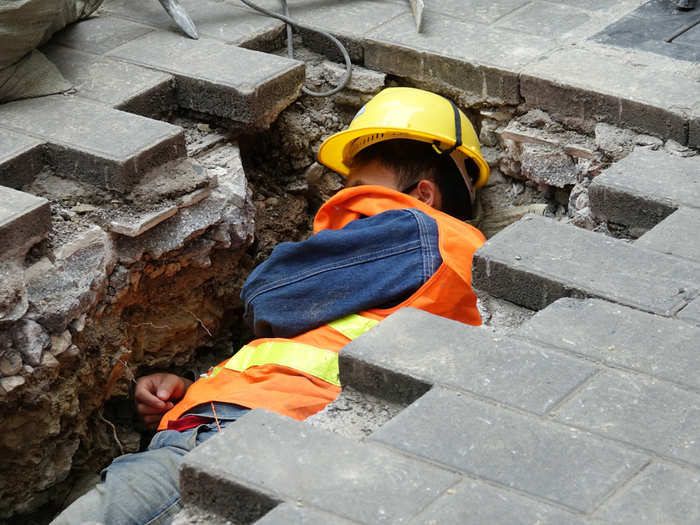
327, 314, 379, 340
224, 342, 340, 387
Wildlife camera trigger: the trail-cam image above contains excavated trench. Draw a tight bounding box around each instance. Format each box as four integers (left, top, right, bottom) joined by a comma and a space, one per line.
3, 41, 680, 524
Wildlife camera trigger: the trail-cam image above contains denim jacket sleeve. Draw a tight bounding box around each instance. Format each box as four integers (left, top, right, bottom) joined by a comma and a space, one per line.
241, 208, 442, 338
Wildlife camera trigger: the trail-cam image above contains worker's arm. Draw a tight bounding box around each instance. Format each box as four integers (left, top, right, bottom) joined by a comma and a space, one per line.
134, 373, 193, 429
241, 208, 441, 338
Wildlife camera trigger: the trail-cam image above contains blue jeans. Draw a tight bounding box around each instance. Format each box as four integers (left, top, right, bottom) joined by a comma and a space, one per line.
51, 410, 246, 525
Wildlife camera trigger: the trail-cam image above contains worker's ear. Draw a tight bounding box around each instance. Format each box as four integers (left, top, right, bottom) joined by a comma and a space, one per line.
414, 179, 442, 209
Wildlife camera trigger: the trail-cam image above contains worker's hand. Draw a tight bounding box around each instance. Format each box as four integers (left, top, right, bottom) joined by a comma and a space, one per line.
134, 373, 193, 429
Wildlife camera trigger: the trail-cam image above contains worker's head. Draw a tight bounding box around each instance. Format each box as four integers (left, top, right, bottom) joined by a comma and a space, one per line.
317, 87, 489, 219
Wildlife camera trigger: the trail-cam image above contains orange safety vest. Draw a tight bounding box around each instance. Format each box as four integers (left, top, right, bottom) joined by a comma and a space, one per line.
157, 186, 485, 429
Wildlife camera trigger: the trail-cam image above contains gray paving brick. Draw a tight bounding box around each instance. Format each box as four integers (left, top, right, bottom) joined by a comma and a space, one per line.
0, 129, 44, 190
101, 0, 285, 48
422, 0, 530, 24
521, 44, 694, 143
341, 308, 597, 414
556, 0, 622, 9
108, 32, 304, 127
51, 15, 155, 55
679, 296, 700, 325
590, 148, 700, 231
254, 503, 359, 525
496, 1, 593, 37
0, 187, 51, 260
519, 298, 700, 390
371, 387, 647, 512
555, 370, 700, 466
42, 45, 175, 118
635, 207, 700, 262
595, 463, 700, 525
288, 0, 406, 62
364, 13, 554, 104
409, 478, 587, 525
472, 215, 699, 315
181, 410, 460, 524
0, 96, 185, 192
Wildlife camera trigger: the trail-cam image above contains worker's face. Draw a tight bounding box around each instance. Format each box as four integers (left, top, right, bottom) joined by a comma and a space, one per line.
345, 159, 443, 209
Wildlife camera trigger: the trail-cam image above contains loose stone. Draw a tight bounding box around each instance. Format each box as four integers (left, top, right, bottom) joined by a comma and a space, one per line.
0, 350, 23, 376
0, 375, 25, 393
11, 320, 50, 367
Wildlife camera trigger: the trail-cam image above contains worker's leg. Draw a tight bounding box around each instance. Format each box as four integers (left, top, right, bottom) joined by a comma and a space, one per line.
51, 421, 230, 525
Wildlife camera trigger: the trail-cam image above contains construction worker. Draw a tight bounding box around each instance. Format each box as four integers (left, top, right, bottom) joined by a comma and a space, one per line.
51, 86, 489, 525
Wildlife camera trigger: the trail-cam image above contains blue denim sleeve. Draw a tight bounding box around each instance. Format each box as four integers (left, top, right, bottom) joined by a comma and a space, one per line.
241, 208, 442, 338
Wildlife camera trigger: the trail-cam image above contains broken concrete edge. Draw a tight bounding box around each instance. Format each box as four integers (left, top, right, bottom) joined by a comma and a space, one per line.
107, 205, 178, 237
105, 185, 215, 237
1, 176, 251, 370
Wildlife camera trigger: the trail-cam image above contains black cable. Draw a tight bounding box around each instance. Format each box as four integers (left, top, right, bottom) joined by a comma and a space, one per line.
236, 0, 352, 97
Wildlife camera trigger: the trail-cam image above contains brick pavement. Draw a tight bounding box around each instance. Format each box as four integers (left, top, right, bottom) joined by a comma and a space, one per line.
178, 133, 700, 523
1, 0, 699, 522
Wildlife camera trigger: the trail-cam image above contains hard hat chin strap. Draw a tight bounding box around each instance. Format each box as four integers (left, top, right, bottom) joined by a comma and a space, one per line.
431, 99, 476, 205
431, 99, 463, 156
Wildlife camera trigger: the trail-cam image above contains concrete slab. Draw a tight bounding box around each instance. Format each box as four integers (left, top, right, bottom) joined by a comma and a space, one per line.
341, 308, 597, 414
496, 1, 593, 38
636, 207, 700, 262
108, 32, 304, 127
100, 0, 285, 49
408, 478, 587, 525
420, 0, 530, 24
0, 95, 185, 192
679, 296, 700, 325
364, 13, 554, 104
51, 15, 155, 55
555, 369, 700, 466
521, 43, 698, 142
556, 0, 627, 9
0, 129, 44, 190
42, 45, 175, 118
180, 410, 460, 524
371, 387, 648, 513
0, 187, 51, 260
589, 147, 700, 230
471, 215, 700, 315
518, 298, 700, 392
595, 463, 700, 525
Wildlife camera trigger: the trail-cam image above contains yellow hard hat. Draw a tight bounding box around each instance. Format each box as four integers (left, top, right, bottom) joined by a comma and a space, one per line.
317, 87, 489, 190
